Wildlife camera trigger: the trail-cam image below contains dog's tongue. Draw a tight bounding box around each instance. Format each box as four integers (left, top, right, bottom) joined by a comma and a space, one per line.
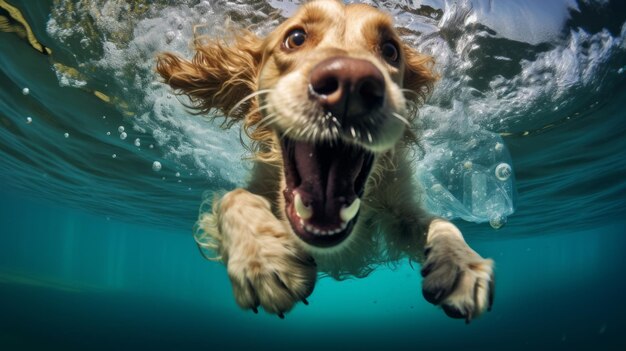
293, 141, 364, 225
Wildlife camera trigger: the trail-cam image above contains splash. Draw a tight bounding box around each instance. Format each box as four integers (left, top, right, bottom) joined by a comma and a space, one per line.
45, 0, 626, 225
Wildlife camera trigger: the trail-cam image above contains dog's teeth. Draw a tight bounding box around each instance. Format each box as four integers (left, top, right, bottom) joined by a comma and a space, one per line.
340, 198, 361, 222
294, 193, 313, 220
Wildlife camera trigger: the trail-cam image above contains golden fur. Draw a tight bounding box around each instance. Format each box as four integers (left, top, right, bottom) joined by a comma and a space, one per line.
157, 0, 494, 322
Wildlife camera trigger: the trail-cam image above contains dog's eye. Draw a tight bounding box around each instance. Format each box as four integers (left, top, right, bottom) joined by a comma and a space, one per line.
284, 28, 307, 49
381, 41, 399, 63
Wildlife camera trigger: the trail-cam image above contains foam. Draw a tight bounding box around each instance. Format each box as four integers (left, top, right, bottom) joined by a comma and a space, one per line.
45, 0, 626, 225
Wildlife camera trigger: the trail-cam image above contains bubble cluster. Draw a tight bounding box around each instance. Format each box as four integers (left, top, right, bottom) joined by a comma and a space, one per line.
134, 138, 141, 147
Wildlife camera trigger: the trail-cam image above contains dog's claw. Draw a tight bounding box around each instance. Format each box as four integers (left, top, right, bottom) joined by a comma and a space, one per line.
277, 312, 285, 319
302, 298, 309, 305
488, 274, 495, 311
252, 306, 258, 314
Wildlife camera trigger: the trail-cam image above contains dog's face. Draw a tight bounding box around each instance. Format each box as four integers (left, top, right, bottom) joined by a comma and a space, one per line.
156, 0, 435, 251
257, 1, 420, 249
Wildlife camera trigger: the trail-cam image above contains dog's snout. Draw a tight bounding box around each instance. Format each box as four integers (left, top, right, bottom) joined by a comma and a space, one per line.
309, 57, 385, 118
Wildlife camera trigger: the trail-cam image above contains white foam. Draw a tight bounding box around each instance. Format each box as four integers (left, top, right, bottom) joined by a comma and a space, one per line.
45, 0, 626, 224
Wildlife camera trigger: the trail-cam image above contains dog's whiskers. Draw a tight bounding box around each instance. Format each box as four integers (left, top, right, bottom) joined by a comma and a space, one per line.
392, 112, 411, 127
257, 112, 279, 129
401, 88, 421, 100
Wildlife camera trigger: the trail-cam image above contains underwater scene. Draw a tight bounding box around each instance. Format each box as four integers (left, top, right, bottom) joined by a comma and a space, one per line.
1, 0, 625, 349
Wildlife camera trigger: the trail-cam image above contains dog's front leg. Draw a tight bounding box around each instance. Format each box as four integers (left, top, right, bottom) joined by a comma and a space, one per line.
384, 208, 495, 322
197, 188, 317, 317
374, 154, 494, 322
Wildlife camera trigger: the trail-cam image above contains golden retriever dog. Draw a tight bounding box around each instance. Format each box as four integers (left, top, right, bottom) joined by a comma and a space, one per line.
157, 0, 494, 322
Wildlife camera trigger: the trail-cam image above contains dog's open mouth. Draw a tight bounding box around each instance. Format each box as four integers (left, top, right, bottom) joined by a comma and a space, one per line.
281, 137, 374, 247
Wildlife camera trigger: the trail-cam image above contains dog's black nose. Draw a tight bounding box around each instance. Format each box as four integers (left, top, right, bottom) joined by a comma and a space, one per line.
309, 57, 385, 119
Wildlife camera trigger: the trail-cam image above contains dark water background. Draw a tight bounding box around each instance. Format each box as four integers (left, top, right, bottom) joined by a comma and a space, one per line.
1, 0, 626, 349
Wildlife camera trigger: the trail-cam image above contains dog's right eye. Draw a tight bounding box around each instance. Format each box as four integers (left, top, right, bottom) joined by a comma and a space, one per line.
284, 29, 307, 50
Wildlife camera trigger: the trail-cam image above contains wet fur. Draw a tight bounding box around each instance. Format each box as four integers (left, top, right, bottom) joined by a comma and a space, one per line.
157, 0, 494, 321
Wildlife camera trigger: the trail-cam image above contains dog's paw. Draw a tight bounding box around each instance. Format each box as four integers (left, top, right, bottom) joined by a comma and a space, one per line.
226, 238, 317, 318
421, 235, 494, 323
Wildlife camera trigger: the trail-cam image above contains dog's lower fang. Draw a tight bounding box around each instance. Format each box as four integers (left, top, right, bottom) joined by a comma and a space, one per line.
340, 198, 361, 222
294, 192, 313, 220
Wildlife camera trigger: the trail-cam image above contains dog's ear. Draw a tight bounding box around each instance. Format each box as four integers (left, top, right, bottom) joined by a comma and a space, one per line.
156, 30, 263, 123
402, 44, 437, 105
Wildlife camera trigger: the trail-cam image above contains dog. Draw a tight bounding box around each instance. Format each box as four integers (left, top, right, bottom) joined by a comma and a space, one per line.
156, 0, 494, 322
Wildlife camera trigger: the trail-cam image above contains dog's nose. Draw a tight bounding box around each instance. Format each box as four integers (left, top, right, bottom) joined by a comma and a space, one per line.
309, 57, 385, 119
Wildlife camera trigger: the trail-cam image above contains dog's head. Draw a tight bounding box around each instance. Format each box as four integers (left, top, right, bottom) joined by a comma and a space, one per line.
157, 0, 436, 250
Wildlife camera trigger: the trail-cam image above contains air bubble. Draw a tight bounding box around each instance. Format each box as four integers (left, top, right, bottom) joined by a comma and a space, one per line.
463, 161, 473, 170
112, 154, 117, 158
431, 184, 444, 193
26, 116, 32, 124
22, 87, 29, 95
64, 132, 69, 138
165, 31, 175, 44
495, 163, 512, 181
149, 144, 154, 149
175, 172, 180, 177
120, 132, 127, 140
134, 138, 141, 147
152, 161, 162, 172
494, 142, 504, 152
489, 214, 507, 229
118, 126, 125, 133
106, 131, 111, 136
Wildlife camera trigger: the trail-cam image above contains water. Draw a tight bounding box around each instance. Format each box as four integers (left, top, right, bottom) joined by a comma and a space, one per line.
1, 0, 625, 349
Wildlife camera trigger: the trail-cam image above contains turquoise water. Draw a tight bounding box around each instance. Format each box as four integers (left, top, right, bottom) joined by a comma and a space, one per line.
1, 0, 626, 349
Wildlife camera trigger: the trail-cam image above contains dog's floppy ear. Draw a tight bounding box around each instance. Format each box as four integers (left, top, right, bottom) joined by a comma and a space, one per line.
156, 30, 263, 123
402, 44, 437, 105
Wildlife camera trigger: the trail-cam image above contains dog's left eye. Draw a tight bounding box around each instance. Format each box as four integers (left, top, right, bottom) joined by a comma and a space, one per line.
381, 41, 399, 63
284, 29, 307, 49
